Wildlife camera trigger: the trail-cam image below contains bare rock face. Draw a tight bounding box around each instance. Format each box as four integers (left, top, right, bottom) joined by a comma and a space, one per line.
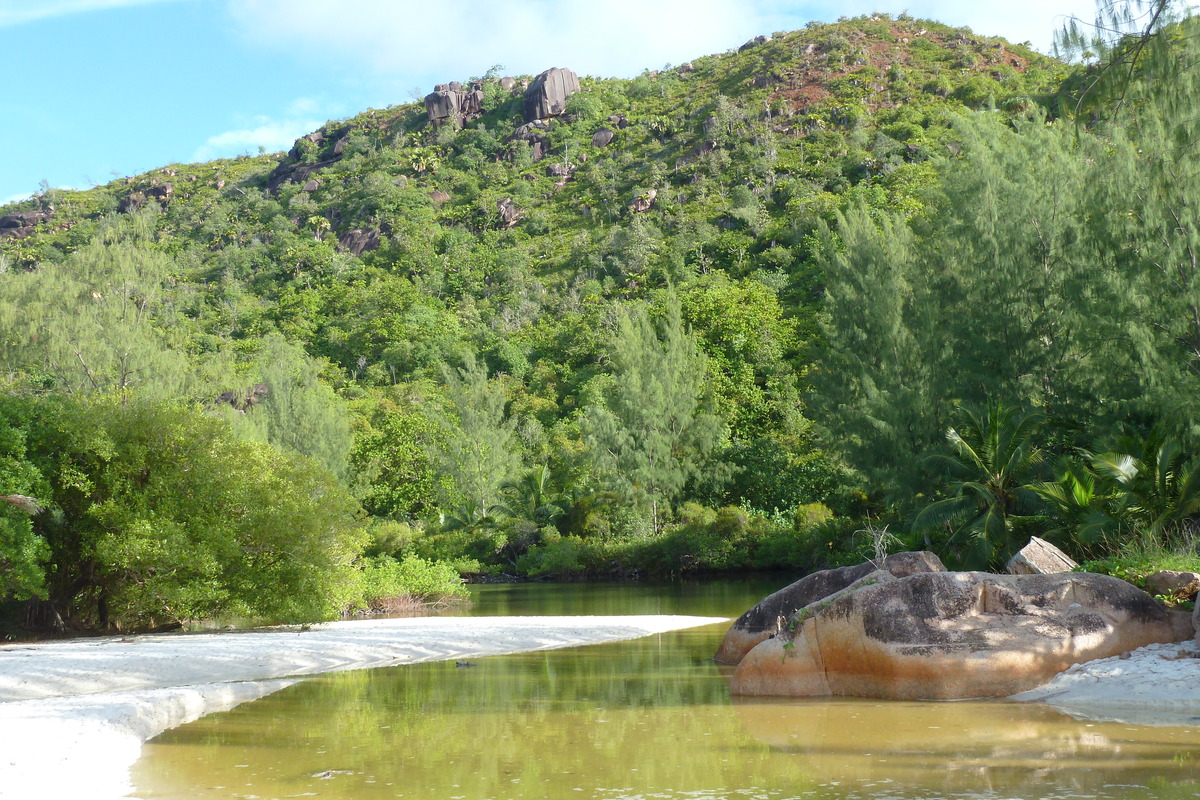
714, 552, 945, 664
523, 67, 580, 122
1006, 536, 1077, 575
739, 34, 770, 52
425, 81, 487, 127
0, 209, 52, 229
337, 228, 381, 256
0, 208, 53, 239
1194, 598, 1200, 645
730, 571, 1180, 700
425, 86, 461, 123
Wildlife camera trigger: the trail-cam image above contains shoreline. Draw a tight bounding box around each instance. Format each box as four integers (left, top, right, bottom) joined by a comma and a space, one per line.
3, 615, 1198, 799
0, 614, 726, 800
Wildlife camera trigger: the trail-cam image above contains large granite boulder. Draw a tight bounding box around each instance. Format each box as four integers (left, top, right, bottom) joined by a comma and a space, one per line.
714, 551, 945, 664
337, 228, 381, 256
523, 67, 579, 122
1006, 536, 1077, 574
424, 86, 461, 123
730, 570, 1181, 700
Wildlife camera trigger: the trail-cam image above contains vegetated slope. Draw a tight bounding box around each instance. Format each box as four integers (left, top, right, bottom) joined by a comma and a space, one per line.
0, 14, 1070, 577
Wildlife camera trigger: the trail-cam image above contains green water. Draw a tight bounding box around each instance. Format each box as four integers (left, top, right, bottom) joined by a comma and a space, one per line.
132, 580, 1200, 800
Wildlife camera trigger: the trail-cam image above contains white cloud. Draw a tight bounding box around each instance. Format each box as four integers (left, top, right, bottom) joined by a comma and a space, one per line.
193, 115, 323, 161
1, 192, 32, 207
0, 0, 185, 28
226, 0, 1193, 80
227, 0, 768, 84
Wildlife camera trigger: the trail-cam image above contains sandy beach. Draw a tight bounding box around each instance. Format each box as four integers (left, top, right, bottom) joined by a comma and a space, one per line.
0, 614, 725, 800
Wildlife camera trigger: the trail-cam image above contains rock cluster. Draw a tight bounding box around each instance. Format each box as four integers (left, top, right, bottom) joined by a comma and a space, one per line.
0, 208, 53, 239
267, 127, 349, 191
509, 120, 551, 162
725, 557, 1185, 701
424, 81, 486, 127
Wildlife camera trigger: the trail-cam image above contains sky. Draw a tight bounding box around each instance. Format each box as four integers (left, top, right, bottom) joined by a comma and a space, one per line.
0, 0, 1149, 204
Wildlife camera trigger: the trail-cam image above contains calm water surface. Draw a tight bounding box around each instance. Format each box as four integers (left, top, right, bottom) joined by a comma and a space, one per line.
132, 580, 1200, 800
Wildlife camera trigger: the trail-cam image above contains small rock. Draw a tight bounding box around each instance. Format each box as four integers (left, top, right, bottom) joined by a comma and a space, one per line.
1146, 570, 1200, 598
592, 128, 614, 148
302, 179, 321, 192
1006, 537, 1077, 575
628, 188, 657, 213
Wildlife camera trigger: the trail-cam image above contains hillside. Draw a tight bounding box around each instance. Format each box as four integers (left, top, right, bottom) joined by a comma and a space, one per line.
29, 10, 1200, 632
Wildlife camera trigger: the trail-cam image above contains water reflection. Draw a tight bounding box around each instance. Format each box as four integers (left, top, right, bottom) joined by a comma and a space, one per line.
134, 619, 1200, 800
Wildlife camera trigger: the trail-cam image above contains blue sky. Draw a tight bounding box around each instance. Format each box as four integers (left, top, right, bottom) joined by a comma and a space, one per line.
0, 0, 1132, 203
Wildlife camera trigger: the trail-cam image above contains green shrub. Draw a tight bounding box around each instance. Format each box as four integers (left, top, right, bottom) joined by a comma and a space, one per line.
355, 554, 468, 609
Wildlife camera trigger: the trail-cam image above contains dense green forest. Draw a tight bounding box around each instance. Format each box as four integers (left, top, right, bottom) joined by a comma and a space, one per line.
2, 4, 1198, 634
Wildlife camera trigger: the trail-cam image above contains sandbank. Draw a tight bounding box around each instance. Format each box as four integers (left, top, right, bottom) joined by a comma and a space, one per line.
0, 614, 725, 800
1010, 638, 1200, 726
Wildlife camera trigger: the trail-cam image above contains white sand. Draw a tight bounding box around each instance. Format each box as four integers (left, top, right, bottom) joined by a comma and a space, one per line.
0, 614, 725, 800
1010, 638, 1200, 726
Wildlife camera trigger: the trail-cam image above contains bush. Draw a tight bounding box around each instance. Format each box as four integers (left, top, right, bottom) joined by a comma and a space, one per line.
10, 394, 368, 631
354, 554, 468, 610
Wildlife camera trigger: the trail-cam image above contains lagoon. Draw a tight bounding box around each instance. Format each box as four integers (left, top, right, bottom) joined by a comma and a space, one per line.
132, 580, 1200, 800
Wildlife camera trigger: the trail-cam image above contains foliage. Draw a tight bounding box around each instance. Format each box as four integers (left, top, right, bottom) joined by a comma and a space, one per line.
5, 13, 1184, 583
912, 401, 1046, 569
582, 295, 726, 532
5, 394, 365, 631
354, 554, 468, 609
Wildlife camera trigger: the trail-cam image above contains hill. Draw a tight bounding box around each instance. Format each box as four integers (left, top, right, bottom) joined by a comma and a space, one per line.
0, 12, 1118, 631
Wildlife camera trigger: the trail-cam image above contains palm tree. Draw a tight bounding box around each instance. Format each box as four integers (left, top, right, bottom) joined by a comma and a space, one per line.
912, 400, 1045, 568
500, 464, 567, 525
1030, 455, 1117, 547
0, 494, 43, 515
1091, 429, 1200, 540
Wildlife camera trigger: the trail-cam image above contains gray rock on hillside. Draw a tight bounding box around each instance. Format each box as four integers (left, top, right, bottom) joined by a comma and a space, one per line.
337, 228, 381, 256
1006, 536, 1077, 575
714, 551, 946, 664
730, 570, 1182, 700
523, 67, 579, 122
592, 128, 614, 148
509, 120, 551, 162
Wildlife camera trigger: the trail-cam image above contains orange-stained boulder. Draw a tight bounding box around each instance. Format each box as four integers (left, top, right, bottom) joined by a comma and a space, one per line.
714, 552, 945, 665
730, 571, 1179, 700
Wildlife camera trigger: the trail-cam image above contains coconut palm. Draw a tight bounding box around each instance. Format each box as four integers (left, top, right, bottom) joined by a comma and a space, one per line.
912, 400, 1045, 568
0, 494, 43, 515
1091, 429, 1200, 540
500, 464, 567, 525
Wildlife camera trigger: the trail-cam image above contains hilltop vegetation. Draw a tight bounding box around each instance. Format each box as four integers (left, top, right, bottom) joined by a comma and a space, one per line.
1, 7, 1197, 634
